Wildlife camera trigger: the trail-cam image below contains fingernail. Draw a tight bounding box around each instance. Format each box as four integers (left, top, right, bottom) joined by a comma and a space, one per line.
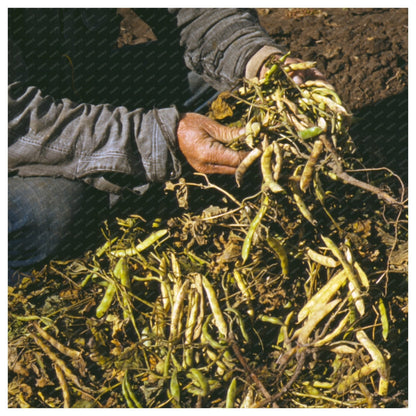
292, 75, 303, 85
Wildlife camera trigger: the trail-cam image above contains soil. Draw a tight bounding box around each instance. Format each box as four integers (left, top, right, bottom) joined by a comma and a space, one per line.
119, 8, 408, 182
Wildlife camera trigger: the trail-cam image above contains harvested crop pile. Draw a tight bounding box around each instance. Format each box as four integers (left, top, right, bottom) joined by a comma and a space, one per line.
8, 58, 408, 408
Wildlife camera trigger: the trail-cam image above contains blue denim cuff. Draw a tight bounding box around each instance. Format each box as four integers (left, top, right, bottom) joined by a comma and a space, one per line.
137, 106, 181, 183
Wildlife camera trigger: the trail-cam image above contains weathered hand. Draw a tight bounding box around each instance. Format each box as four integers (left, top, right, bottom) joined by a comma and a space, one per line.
260, 55, 328, 85
177, 113, 248, 175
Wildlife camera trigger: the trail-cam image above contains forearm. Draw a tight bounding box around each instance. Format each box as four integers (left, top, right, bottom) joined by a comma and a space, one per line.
170, 8, 285, 91
8, 82, 181, 193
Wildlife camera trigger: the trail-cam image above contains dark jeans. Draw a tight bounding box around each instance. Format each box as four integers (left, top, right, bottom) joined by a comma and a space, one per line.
8, 177, 109, 285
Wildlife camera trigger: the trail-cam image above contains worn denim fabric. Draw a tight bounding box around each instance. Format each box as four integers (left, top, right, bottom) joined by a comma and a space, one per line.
8, 176, 109, 285
171, 8, 280, 91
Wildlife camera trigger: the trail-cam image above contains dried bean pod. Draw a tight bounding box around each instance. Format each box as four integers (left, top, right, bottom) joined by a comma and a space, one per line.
169, 280, 189, 342
300, 139, 324, 192
297, 269, 347, 323
306, 247, 339, 268
202, 276, 228, 338
235, 147, 262, 187
261, 144, 284, 193
321, 235, 365, 316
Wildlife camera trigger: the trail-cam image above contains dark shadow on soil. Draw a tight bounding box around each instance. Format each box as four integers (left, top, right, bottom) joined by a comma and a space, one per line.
350, 89, 408, 185
349, 90, 408, 405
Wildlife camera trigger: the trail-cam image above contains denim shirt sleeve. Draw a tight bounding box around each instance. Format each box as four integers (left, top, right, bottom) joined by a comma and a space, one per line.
8, 82, 181, 194
169, 8, 285, 91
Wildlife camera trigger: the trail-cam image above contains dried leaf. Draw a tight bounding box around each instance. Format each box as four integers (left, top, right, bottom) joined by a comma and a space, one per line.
209, 92, 234, 119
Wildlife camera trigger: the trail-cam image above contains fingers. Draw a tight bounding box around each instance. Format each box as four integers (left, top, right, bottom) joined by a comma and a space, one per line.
197, 163, 237, 175
187, 141, 249, 175
181, 113, 244, 145
203, 119, 245, 145
177, 112, 249, 175
198, 142, 249, 174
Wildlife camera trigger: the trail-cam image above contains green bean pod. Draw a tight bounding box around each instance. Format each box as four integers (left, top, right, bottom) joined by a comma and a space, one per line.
258, 314, 284, 326
232, 270, 254, 317
356, 330, 389, 396
336, 360, 379, 395
204, 348, 228, 374
96, 281, 117, 318
378, 298, 389, 341
356, 330, 388, 378
303, 79, 335, 89
263, 63, 279, 84
297, 126, 323, 140
170, 251, 181, 280
186, 368, 209, 397
226, 377, 238, 408
247, 120, 261, 138
114, 257, 130, 289
122, 371, 143, 408
267, 235, 289, 276
190, 274, 205, 341
353, 261, 370, 289
225, 307, 250, 343
202, 315, 227, 349
233, 269, 254, 301
111, 229, 168, 257
310, 87, 343, 104
113, 257, 132, 319
240, 387, 255, 408
241, 195, 269, 264
170, 369, 181, 403
311, 92, 348, 115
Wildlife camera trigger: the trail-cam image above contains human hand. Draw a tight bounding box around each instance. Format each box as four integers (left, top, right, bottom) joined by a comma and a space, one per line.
260, 55, 328, 85
177, 113, 249, 175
